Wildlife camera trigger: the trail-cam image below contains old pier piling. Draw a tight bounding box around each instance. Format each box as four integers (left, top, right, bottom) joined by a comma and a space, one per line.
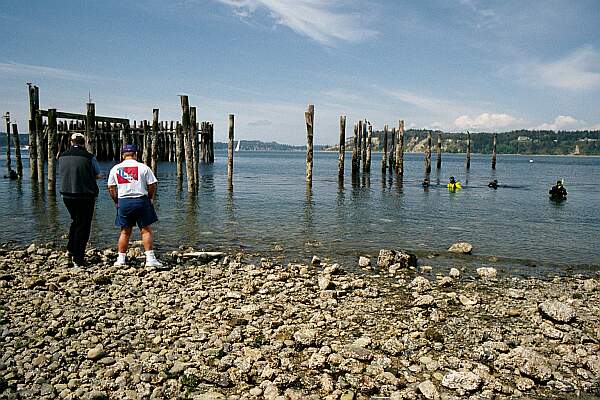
381, 125, 388, 174
12, 123, 23, 178
151, 109, 159, 174
338, 116, 345, 181
180, 95, 195, 192
3, 113, 11, 174
492, 133, 497, 169
35, 110, 44, 185
28, 84, 39, 180
388, 127, 395, 174
425, 130, 432, 174
175, 123, 183, 182
352, 124, 359, 177
227, 114, 234, 187
361, 120, 367, 173
47, 109, 57, 191
466, 131, 471, 169
305, 104, 314, 185
365, 123, 372, 173
395, 120, 404, 175
436, 133, 442, 169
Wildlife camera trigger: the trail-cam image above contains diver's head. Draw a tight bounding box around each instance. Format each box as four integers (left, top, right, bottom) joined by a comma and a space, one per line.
556, 180, 562, 186
449, 176, 455, 182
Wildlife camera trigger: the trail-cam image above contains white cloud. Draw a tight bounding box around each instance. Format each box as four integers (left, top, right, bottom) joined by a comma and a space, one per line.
454, 112, 521, 130
511, 46, 600, 91
215, 0, 377, 46
0, 61, 102, 82
533, 115, 584, 131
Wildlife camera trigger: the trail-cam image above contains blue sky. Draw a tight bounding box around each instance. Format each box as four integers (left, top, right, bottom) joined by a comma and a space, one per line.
1, 0, 599, 144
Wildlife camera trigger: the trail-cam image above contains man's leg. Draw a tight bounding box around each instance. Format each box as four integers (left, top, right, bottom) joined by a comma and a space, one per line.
63, 198, 77, 256
74, 198, 96, 263
118, 227, 133, 253
141, 225, 161, 266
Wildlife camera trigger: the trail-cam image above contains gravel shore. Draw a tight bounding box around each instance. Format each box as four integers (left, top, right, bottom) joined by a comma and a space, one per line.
0, 243, 599, 399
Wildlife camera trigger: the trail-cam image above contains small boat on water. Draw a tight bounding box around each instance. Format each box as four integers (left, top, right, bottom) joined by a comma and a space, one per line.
235, 141, 240, 152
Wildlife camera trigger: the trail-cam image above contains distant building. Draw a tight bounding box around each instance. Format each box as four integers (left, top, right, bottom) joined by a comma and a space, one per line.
517, 136, 531, 142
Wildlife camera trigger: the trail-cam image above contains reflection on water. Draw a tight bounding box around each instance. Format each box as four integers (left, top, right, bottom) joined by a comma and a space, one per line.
0, 151, 599, 272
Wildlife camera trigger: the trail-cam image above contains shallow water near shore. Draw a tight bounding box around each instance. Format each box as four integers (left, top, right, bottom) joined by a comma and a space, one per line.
1, 150, 599, 274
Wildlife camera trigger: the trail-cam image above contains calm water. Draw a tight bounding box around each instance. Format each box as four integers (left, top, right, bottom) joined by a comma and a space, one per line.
1, 149, 599, 274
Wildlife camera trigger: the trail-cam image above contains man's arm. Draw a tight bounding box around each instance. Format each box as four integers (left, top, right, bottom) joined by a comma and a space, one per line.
147, 182, 157, 202
108, 185, 118, 204
91, 157, 101, 179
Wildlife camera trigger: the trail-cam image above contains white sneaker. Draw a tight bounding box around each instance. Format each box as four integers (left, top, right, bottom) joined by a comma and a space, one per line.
114, 259, 127, 267
145, 258, 163, 267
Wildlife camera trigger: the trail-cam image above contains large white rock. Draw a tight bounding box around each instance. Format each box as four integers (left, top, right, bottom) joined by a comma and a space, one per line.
538, 300, 576, 324
448, 242, 473, 254
441, 370, 482, 393
476, 267, 497, 278
418, 380, 440, 400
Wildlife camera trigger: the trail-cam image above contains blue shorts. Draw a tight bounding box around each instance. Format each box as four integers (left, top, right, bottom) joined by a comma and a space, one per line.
115, 196, 158, 228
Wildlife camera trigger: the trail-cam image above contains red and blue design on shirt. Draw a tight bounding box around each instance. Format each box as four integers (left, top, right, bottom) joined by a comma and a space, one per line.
116, 166, 139, 184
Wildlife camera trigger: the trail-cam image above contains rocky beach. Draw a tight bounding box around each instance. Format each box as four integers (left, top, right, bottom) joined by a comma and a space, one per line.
0, 243, 599, 400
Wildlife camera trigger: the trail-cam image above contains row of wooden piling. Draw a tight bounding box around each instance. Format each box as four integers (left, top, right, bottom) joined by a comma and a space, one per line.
23, 86, 221, 193
3, 112, 23, 178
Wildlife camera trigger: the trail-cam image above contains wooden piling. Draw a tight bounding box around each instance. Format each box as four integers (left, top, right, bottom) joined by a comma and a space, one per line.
4, 113, 11, 174
227, 114, 234, 186
28, 85, 39, 180
381, 125, 388, 174
492, 133, 497, 169
466, 131, 471, 169
388, 127, 396, 174
425, 130, 432, 174
151, 109, 159, 174
85, 103, 96, 154
338, 116, 346, 180
175, 122, 183, 181
36, 112, 44, 184
352, 124, 359, 177
395, 120, 404, 175
190, 107, 199, 187
12, 123, 23, 178
305, 104, 314, 185
357, 120, 363, 169
209, 123, 215, 163
47, 109, 57, 190
436, 133, 442, 169
366, 123, 372, 173
361, 120, 367, 172
142, 120, 150, 165
180, 95, 195, 192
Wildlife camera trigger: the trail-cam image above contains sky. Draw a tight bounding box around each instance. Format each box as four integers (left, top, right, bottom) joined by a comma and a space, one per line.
1, 0, 600, 145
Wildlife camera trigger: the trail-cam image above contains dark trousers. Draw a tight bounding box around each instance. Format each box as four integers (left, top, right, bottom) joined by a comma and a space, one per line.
63, 197, 96, 263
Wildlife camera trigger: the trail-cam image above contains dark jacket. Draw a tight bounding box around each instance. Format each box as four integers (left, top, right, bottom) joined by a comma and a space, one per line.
59, 146, 99, 198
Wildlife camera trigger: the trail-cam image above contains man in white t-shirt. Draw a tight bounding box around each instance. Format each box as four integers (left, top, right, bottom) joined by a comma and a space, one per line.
107, 144, 161, 267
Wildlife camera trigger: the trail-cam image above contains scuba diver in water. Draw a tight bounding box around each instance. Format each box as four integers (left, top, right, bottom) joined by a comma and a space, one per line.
549, 180, 567, 200
488, 179, 498, 189
447, 176, 461, 191
422, 178, 430, 189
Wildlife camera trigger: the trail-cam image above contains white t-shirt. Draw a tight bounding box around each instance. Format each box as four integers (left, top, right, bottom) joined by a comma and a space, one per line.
107, 159, 158, 198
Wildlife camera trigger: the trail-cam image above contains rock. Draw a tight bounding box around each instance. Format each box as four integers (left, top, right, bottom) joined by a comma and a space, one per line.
318, 274, 332, 290
294, 328, 317, 347
413, 295, 435, 308
438, 277, 453, 287
441, 370, 482, 393
87, 345, 106, 361
410, 276, 431, 293
513, 347, 552, 382
418, 380, 439, 399
192, 392, 226, 400
86, 391, 108, 400
382, 338, 404, 356
476, 267, 497, 278
311, 255, 321, 266
582, 279, 597, 291
358, 256, 371, 267
448, 242, 473, 254
538, 300, 576, 324
377, 249, 417, 268
340, 390, 355, 400
515, 376, 534, 391
323, 263, 342, 274
93, 275, 112, 285
459, 294, 478, 306
449, 267, 460, 278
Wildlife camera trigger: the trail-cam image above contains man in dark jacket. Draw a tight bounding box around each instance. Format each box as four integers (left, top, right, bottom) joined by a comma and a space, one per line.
59, 133, 101, 266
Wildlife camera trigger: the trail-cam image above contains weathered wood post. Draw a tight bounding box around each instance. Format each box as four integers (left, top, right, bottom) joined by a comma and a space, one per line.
85, 103, 96, 154
338, 116, 346, 180
175, 122, 183, 181
3, 112, 11, 174
209, 123, 215, 163
388, 127, 396, 174
180, 95, 195, 192
361, 120, 367, 172
151, 109, 159, 174
436, 133, 442, 169
357, 120, 363, 169
381, 125, 388, 174
352, 124, 359, 177
466, 131, 471, 169
395, 120, 404, 175
305, 104, 314, 185
47, 109, 57, 191
491, 133, 497, 169
36, 112, 45, 184
28, 84, 39, 180
190, 107, 199, 187
227, 114, 234, 187
365, 123, 372, 173
425, 130, 432, 174
12, 123, 23, 178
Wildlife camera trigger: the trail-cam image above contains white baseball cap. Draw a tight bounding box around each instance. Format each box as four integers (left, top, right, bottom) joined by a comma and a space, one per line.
71, 133, 85, 140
